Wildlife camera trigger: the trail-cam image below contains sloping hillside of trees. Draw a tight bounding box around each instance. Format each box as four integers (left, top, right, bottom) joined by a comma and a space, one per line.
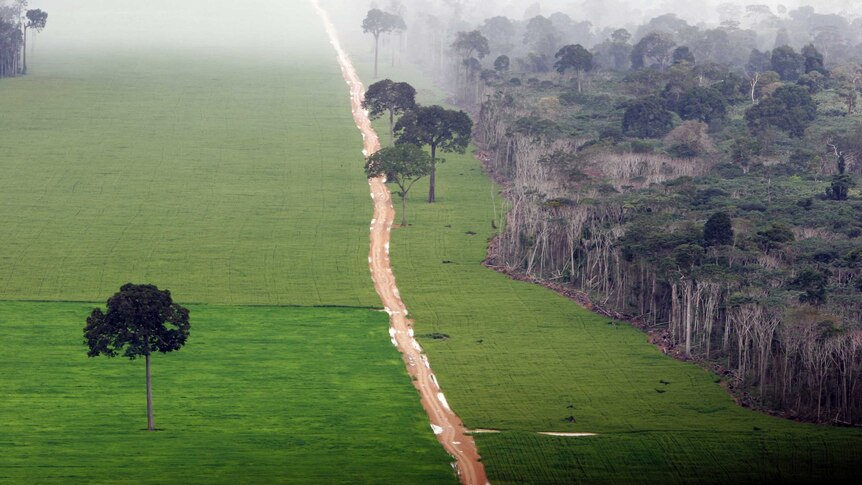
381, 0, 862, 425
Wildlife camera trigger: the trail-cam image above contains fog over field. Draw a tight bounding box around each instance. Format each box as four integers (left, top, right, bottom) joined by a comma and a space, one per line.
28, 0, 321, 55
26, 0, 862, 55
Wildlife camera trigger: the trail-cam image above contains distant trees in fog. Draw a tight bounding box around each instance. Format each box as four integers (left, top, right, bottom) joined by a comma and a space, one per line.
362, 8, 406, 79
0, 0, 47, 78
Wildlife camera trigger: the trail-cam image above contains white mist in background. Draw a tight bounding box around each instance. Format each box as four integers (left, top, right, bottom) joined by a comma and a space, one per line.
27, 0, 324, 54
21, 0, 862, 56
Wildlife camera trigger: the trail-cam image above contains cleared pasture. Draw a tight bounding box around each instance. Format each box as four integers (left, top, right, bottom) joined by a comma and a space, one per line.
0, 302, 455, 484
0, 49, 376, 307
0, 2, 454, 481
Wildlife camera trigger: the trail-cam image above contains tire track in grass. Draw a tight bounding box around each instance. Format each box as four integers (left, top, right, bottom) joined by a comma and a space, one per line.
310, 1, 488, 484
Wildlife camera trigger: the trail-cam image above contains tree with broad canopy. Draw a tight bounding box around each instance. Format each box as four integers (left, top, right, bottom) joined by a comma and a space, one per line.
365, 144, 432, 227
84, 283, 190, 432
362, 9, 405, 79
395, 106, 473, 203
363, 79, 416, 146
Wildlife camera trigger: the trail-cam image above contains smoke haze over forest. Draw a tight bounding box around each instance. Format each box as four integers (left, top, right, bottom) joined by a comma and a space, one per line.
24, 0, 862, 56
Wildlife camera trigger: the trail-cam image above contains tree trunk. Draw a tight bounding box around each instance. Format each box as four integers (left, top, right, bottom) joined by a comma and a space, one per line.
428, 144, 437, 203
685, 283, 692, 357
750, 73, 759, 104
389, 109, 395, 146
401, 192, 408, 227
374, 33, 380, 78
22, 26, 27, 75
146, 353, 154, 431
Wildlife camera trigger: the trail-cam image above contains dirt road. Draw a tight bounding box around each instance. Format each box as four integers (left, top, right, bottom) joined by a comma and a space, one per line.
310, 2, 488, 484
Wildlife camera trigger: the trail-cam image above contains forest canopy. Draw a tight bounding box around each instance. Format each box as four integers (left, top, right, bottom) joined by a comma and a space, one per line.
380, 0, 862, 425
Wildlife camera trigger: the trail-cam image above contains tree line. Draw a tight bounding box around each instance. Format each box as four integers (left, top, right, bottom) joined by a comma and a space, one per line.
0, 0, 47, 78
361, 77, 472, 224
382, 1, 862, 425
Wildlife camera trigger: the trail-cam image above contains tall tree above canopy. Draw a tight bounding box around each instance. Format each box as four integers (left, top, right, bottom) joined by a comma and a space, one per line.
479, 16, 515, 54
84, 284, 190, 432
452, 30, 490, 61
395, 106, 473, 203
363, 79, 416, 146
632, 31, 676, 70
362, 9, 404, 78
452, 31, 489, 103
523, 15, 559, 58
553, 44, 593, 93
22, 8, 47, 74
603, 29, 633, 71
365, 145, 432, 226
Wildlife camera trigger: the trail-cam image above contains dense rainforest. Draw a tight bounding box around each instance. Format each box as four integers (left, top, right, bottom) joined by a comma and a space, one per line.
371, 0, 862, 425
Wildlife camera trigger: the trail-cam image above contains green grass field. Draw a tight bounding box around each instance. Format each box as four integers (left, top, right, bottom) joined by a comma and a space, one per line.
338, 38, 862, 482
0, 302, 454, 484
0, 3, 458, 482
0, 52, 375, 307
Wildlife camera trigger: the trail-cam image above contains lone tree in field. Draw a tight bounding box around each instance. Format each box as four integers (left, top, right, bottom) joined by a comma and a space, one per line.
395, 105, 473, 203
362, 9, 404, 79
84, 284, 190, 432
365, 144, 432, 226
554, 44, 593, 93
363, 79, 416, 146
22, 8, 47, 74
